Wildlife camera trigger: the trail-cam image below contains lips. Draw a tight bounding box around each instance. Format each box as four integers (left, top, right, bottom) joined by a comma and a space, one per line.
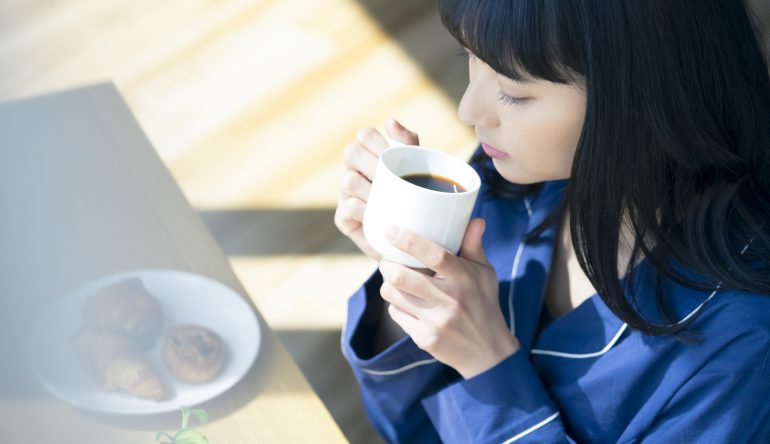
480, 142, 509, 160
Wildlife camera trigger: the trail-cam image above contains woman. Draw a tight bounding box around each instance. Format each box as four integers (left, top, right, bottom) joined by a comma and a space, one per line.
334, 0, 770, 442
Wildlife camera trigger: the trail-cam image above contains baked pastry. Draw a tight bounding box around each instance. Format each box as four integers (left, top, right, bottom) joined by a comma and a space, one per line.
162, 325, 225, 384
81, 278, 163, 348
73, 329, 168, 401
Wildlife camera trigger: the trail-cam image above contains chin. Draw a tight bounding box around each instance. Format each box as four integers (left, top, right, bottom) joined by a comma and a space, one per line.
492, 160, 569, 185
491, 160, 539, 185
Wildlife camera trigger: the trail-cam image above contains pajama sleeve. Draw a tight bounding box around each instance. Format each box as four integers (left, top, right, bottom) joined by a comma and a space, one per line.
342, 272, 578, 444
420, 348, 577, 444
342, 271, 447, 443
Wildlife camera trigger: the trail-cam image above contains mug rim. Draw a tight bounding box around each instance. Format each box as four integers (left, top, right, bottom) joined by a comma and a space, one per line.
379, 145, 481, 196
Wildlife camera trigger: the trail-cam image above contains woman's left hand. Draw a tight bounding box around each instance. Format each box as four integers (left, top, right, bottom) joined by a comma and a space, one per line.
379, 218, 520, 379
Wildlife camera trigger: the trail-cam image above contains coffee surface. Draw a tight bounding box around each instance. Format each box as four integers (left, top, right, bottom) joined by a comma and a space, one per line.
400, 173, 466, 193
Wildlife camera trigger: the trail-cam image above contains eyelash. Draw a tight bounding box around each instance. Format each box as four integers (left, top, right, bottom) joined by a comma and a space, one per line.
457, 46, 527, 106
497, 91, 527, 106
456, 46, 474, 59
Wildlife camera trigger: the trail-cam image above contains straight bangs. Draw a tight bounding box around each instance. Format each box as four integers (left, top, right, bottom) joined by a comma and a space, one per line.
439, 0, 585, 84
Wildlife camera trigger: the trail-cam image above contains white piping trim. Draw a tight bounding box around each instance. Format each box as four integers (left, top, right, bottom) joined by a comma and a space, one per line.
502, 411, 560, 443
741, 240, 752, 254
360, 358, 438, 376
508, 242, 526, 335
677, 289, 718, 325
676, 236, 754, 325
530, 238, 755, 359
508, 197, 533, 336
531, 323, 628, 359
523, 198, 533, 217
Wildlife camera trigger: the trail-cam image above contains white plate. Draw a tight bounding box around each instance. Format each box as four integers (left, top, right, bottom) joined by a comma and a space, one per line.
27, 269, 260, 414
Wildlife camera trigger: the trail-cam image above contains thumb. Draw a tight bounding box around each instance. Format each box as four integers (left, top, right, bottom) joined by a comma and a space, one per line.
386, 117, 420, 146
460, 218, 488, 264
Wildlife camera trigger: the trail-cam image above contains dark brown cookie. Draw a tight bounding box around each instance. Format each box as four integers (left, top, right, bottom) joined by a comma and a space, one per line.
162, 325, 225, 384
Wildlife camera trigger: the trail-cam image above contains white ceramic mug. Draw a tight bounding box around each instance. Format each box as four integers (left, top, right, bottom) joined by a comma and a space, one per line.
363, 145, 481, 268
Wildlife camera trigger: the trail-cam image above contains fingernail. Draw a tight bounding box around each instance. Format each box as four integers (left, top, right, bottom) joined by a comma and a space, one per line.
385, 226, 399, 240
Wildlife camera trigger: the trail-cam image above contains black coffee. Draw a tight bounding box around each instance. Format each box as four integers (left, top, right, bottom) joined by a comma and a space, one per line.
401, 173, 467, 193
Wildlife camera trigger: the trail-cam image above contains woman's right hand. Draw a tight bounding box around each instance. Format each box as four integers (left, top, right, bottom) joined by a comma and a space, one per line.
334, 118, 420, 261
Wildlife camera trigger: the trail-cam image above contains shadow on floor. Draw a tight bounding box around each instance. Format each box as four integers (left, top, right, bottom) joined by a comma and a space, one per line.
355, 0, 467, 105
199, 208, 358, 256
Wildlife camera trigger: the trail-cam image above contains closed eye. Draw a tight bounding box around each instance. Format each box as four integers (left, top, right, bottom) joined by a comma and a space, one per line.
456, 46, 476, 60
497, 91, 528, 106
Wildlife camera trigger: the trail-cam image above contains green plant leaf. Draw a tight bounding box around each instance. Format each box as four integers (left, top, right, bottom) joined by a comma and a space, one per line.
180, 405, 192, 429
154, 406, 210, 444
189, 408, 209, 425
155, 431, 174, 442
172, 428, 209, 444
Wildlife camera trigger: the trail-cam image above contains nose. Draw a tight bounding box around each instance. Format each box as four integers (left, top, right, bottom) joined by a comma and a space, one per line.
458, 67, 500, 129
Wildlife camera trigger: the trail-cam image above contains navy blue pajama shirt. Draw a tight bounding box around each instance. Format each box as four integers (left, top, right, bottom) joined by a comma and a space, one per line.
341, 154, 770, 443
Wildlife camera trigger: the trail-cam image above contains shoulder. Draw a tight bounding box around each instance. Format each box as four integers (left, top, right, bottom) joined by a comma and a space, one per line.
687, 290, 770, 375
700, 290, 770, 337
634, 259, 770, 339
628, 258, 770, 375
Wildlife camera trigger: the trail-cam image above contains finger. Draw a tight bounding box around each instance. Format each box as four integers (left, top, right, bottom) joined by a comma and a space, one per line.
334, 197, 366, 234
459, 218, 489, 265
385, 117, 420, 145
379, 261, 441, 306
380, 281, 433, 311
342, 143, 379, 182
384, 226, 462, 277
341, 170, 372, 202
356, 128, 390, 155
387, 303, 423, 336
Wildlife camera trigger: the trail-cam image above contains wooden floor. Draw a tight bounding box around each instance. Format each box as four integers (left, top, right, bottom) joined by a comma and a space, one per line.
1, 1, 768, 443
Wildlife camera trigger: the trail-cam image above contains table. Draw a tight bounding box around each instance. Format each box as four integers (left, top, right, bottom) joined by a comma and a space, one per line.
0, 83, 347, 443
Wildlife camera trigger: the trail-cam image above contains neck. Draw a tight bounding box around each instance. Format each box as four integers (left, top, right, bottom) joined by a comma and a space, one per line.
544, 209, 638, 318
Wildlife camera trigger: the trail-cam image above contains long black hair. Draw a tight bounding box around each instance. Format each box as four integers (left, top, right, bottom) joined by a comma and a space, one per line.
439, 0, 770, 336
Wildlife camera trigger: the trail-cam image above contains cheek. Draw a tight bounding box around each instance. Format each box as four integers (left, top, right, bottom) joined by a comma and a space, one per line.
553, 90, 587, 155
508, 106, 582, 163
497, 103, 585, 181
537, 110, 583, 165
